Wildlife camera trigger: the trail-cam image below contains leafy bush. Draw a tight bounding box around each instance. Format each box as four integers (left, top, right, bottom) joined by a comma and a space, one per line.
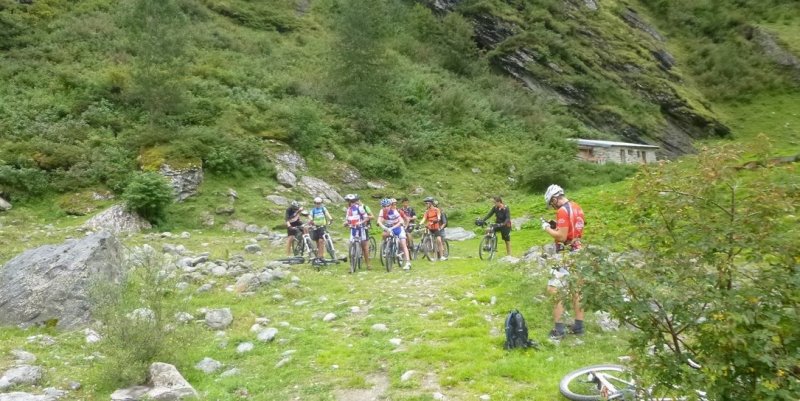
348, 144, 406, 178
92, 247, 187, 387
122, 172, 173, 224
576, 143, 800, 400
0, 164, 51, 199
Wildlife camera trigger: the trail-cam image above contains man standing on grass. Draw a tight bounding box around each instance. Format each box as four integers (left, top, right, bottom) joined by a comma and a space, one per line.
542, 184, 586, 340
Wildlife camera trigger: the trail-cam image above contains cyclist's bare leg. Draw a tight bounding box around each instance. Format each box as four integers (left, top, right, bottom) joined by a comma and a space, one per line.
572, 292, 584, 321
505, 240, 511, 256
548, 285, 565, 323
361, 240, 371, 269
317, 237, 325, 258
400, 238, 410, 262
436, 236, 444, 258
286, 235, 294, 257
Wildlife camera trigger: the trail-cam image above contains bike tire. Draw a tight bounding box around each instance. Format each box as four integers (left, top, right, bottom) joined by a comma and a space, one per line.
379, 240, 386, 267
325, 236, 336, 260
292, 236, 303, 257
349, 242, 359, 274
384, 240, 394, 272
305, 237, 317, 259
489, 235, 498, 260
559, 364, 632, 401
407, 235, 416, 260
369, 236, 377, 260
479, 236, 491, 260
442, 239, 450, 258
422, 235, 436, 261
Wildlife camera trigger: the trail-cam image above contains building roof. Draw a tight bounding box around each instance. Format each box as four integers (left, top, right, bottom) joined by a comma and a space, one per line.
570, 138, 659, 149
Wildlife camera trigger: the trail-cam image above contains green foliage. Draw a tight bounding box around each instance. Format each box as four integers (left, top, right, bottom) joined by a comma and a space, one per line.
576, 142, 800, 400
91, 248, 187, 388
347, 144, 406, 178
122, 172, 174, 224
0, 164, 50, 199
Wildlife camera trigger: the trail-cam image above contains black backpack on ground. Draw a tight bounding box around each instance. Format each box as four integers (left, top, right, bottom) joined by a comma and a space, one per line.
504, 309, 539, 350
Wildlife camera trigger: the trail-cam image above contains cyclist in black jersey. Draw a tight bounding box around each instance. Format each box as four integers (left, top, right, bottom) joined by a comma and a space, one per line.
482, 196, 512, 256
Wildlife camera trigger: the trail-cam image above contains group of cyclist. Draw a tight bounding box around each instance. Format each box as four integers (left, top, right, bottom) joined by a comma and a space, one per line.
284, 194, 449, 271
284, 183, 586, 339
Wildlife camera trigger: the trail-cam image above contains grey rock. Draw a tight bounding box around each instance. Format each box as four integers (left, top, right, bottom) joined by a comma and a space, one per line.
322, 313, 337, 322
244, 244, 261, 254
220, 368, 240, 377
84, 329, 101, 344
236, 342, 254, 354
67, 382, 81, 391
180, 232, 191, 239
511, 215, 530, 231
0, 392, 55, 401
245, 224, 264, 234
159, 164, 203, 202
366, 181, 385, 189
83, 205, 152, 235
234, 274, 260, 293
371, 324, 388, 332
205, 308, 233, 330
222, 220, 247, 232
595, 310, 620, 332
111, 362, 197, 401
444, 227, 475, 241
276, 169, 297, 188
751, 26, 800, 78
127, 308, 155, 323
196, 283, 213, 293
274, 357, 292, 368
257, 328, 278, 342
215, 206, 235, 216
175, 282, 189, 292
0, 232, 124, 329
400, 370, 415, 382
0, 365, 43, 391
298, 176, 344, 203
200, 211, 215, 226
211, 265, 227, 277
41, 388, 65, 399
583, 0, 598, 11
175, 312, 194, 324
0, 197, 11, 211
9, 350, 36, 365
499, 256, 521, 264
621, 7, 664, 42
471, 168, 481, 174
275, 150, 307, 173
195, 357, 222, 374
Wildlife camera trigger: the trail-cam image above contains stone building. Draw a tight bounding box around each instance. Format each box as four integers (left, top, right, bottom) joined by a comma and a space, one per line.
571, 139, 659, 165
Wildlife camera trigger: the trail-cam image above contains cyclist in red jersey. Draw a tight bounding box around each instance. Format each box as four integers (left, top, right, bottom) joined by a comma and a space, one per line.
542, 184, 586, 339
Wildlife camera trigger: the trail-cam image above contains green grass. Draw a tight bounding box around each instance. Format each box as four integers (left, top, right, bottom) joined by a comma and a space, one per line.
713, 92, 800, 156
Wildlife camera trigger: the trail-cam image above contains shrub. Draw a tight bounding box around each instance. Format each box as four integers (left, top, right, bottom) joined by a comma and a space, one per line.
91, 246, 187, 387
122, 172, 173, 224
0, 164, 51, 199
348, 144, 406, 178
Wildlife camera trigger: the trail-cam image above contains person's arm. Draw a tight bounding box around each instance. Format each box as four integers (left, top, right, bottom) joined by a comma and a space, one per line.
377, 210, 386, 229
503, 206, 511, 227
324, 207, 333, 225
285, 209, 293, 227
545, 208, 569, 242
483, 207, 496, 222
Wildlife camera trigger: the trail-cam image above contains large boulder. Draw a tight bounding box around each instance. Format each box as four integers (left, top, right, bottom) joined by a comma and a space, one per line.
111, 362, 197, 401
0, 365, 43, 390
82, 204, 152, 235
0, 197, 11, 211
444, 227, 476, 241
0, 232, 125, 329
298, 176, 344, 203
276, 169, 297, 188
159, 164, 203, 202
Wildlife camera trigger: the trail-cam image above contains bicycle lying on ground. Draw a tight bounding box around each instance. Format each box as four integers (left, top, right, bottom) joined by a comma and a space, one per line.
475, 219, 500, 260
559, 363, 707, 401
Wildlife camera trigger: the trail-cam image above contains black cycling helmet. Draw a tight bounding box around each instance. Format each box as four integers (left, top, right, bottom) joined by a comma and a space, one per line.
290, 200, 300, 208
423, 196, 434, 203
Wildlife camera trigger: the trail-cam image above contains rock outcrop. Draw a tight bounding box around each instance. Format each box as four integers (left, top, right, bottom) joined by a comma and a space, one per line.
82, 204, 152, 235
0, 197, 11, 211
298, 176, 344, 203
110, 363, 197, 401
0, 232, 124, 329
160, 164, 203, 202
748, 26, 800, 80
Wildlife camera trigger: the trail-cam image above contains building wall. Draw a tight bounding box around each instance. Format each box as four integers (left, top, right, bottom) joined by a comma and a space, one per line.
579, 146, 657, 164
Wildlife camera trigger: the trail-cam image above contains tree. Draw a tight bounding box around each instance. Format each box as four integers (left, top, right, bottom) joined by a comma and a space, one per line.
576, 141, 800, 400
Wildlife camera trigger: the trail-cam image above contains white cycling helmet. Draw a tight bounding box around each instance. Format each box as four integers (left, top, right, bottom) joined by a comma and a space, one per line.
544, 184, 564, 208
313, 196, 323, 204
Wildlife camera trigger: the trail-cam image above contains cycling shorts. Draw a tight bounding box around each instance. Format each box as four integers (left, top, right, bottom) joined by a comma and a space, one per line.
430, 228, 443, 238
311, 227, 326, 241
496, 225, 511, 241
388, 226, 407, 239
350, 227, 368, 242
287, 221, 303, 236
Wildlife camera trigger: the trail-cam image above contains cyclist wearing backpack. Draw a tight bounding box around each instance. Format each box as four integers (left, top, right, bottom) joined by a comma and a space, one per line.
542, 184, 586, 339
378, 198, 412, 270
285, 200, 305, 256
399, 197, 416, 231
434, 199, 447, 238
421, 197, 446, 261
481, 196, 512, 256
344, 194, 372, 270
309, 196, 333, 260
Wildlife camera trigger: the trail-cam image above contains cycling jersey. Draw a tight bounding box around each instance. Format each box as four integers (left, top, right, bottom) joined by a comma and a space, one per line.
484, 205, 511, 227
285, 207, 302, 225
311, 206, 329, 226
556, 201, 584, 251
424, 207, 441, 230
381, 208, 405, 228
346, 204, 367, 228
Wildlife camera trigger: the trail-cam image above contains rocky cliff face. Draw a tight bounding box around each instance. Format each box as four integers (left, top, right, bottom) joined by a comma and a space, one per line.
425, 0, 730, 157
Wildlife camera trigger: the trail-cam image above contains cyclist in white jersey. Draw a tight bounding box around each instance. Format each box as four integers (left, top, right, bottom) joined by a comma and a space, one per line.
378, 198, 411, 270
344, 193, 371, 270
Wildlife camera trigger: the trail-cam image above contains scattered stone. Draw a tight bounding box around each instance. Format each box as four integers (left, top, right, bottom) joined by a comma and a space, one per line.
255, 317, 270, 324
196, 283, 213, 293
236, 342, 254, 354
250, 323, 263, 333
298, 176, 344, 203
84, 329, 101, 344
67, 381, 81, 391
10, 350, 36, 364
211, 265, 227, 277
371, 324, 388, 332
583, 0, 598, 11
471, 168, 481, 174
480, 394, 491, 400
0, 232, 124, 329
128, 308, 155, 323
180, 232, 191, 239
322, 313, 337, 322
274, 357, 292, 368
0, 392, 53, 401
275, 150, 307, 173
205, 308, 233, 330
111, 362, 197, 401
220, 368, 240, 378
498, 256, 521, 264
0, 365, 43, 390
175, 282, 189, 292
511, 215, 530, 230
215, 206, 235, 216
200, 211, 215, 226
490, 296, 497, 305
444, 227, 475, 241
433, 392, 446, 400
389, 338, 402, 346
400, 370, 415, 382
0, 197, 11, 211
257, 328, 278, 342
266, 195, 289, 206
366, 181, 385, 189
25, 335, 55, 347
291, 276, 300, 283
195, 357, 222, 374
82, 204, 152, 235
595, 310, 620, 332
175, 312, 194, 324
42, 388, 66, 399
276, 170, 297, 188
234, 274, 260, 293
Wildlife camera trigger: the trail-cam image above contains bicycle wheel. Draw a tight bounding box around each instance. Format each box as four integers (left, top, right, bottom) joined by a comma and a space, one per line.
292, 235, 303, 257
478, 236, 491, 260
559, 364, 633, 401
369, 236, 377, 260
422, 235, 436, 261
442, 239, 450, 258
384, 240, 394, 272
379, 240, 386, 267
489, 235, 498, 260
406, 235, 416, 260
304, 237, 317, 259
325, 235, 336, 260
349, 241, 359, 274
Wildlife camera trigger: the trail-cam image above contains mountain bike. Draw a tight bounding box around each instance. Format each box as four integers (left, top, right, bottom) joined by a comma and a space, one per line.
559, 363, 707, 401
347, 226, 365, 274
379, 230, 405, 272
406, 224, 418, 260
475, 219, 499, 260
292, 223, 317, 259
316, 224, 337, 261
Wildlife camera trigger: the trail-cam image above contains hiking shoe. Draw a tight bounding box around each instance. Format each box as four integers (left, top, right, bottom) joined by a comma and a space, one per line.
403, 263, 411, 270
548, 328, 566, 340
439, 256, 447, 261
568, 325, 584, 335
